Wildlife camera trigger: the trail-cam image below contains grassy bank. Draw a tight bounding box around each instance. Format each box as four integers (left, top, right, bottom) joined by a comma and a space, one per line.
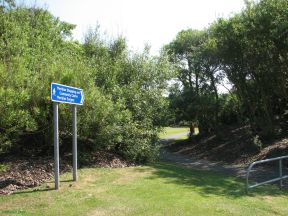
1, 163, 287, 216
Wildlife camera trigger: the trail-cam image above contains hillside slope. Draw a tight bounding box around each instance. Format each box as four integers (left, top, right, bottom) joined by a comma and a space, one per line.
166, 125, 288, 166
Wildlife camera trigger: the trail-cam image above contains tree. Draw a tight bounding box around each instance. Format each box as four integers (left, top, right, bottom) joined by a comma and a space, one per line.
165, 29, 223, 132
212, 0, 288, 138
166, 0, 288, 140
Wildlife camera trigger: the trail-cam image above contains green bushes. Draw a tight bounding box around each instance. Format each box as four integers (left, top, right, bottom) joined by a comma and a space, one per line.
0, 3, 173, 162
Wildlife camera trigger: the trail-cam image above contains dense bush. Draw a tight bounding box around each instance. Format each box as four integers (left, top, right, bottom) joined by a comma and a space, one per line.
0, 2, 173, 162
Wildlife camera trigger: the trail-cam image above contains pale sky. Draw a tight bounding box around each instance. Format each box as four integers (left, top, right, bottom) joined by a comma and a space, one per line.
22, 0, 245, 54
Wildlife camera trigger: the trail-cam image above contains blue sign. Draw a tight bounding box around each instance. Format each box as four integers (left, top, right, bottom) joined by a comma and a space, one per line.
51, 83, 84, 105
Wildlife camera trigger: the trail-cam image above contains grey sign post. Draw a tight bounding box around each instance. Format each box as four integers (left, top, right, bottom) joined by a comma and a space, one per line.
53, 103, 59, 189
51, 83, 84, 190
72, 105, 77, 181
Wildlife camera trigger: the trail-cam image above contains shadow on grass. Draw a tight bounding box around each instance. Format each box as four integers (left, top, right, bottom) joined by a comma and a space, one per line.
12, 187, 54, 195
46, 179, 74, 184
12, 179, 76, 195
60, 179, 74, 183
138, 162, 287, 199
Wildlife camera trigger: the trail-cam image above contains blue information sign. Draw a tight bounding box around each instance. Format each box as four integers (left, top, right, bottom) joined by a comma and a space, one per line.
51, 83, 84, 105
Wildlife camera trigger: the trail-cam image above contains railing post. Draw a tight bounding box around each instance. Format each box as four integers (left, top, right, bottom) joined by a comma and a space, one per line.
246, 166, 251, 194
246, 156, 288, 193
279, 159, 283, 188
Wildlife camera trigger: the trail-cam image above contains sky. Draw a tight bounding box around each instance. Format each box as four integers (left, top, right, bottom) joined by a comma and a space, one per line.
22, 0, 246, 55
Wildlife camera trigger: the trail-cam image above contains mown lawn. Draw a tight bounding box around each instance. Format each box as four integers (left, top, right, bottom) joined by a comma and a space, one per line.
159, 127, 189, 138
1, 163, 287, 216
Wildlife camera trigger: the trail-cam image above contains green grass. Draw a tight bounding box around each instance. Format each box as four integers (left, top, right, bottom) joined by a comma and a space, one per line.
176, 135, 189, 140
1, 163, 287, 216
159, 127, 189, 138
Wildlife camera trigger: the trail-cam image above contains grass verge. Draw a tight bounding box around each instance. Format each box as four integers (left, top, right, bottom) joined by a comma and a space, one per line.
159, 127, 189, 138
1, 163, 287, 216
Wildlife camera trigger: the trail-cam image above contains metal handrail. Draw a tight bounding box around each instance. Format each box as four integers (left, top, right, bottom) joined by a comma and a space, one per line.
246, 155, 288, 193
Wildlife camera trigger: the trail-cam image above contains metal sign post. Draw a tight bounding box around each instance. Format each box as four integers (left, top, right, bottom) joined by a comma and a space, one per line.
72, 105, 77, 181
53, 103, 59, 190
51, 83, 84, 190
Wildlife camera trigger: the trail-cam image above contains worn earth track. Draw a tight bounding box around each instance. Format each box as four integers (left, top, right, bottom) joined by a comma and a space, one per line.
160, 133, 288, 188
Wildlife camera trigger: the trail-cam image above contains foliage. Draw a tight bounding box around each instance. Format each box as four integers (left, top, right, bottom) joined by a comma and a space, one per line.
0, 163, 9, 172
165, 28, 224, 132
0, 3, 173, 162
166, 0, 288, 140
211, 0, 288, 138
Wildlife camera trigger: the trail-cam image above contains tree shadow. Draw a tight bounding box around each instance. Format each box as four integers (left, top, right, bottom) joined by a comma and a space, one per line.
137, 162, 287, 199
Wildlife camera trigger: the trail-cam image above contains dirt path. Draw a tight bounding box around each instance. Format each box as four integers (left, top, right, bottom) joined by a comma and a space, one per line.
160, 149, 247, 177
160, 133, 288, 186
160, 132, 244, 176
160, 148, 288, 188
